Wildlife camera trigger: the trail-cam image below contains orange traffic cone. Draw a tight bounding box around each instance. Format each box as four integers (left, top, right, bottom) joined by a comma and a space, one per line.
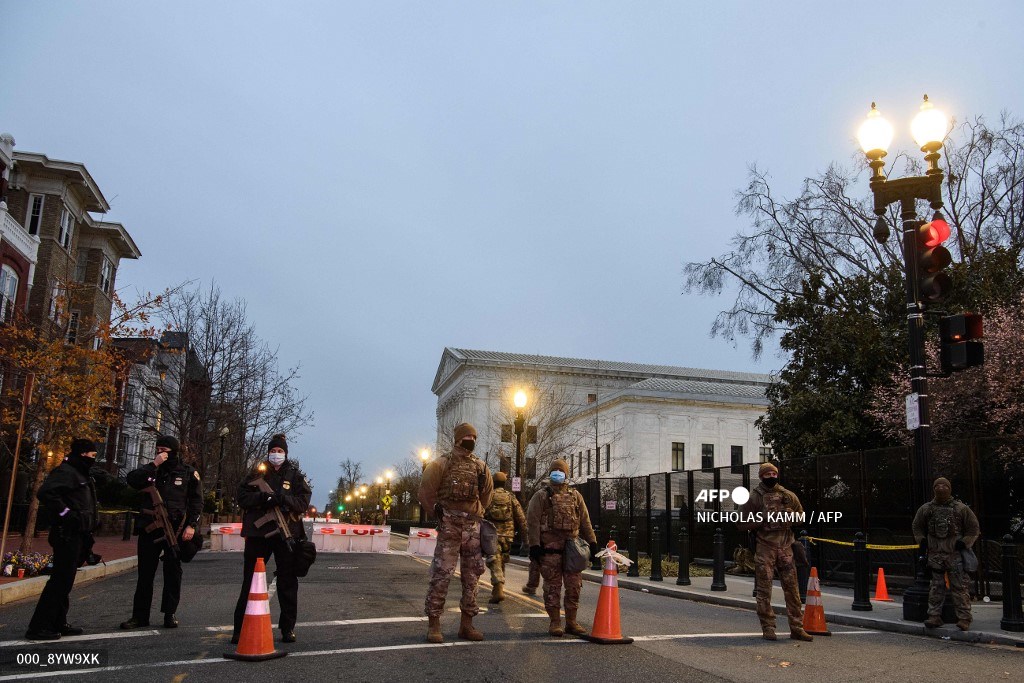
872, 568, 893, 602
803, 567, 832, 636
224, 558, 287, 661
582, 541, 633, 645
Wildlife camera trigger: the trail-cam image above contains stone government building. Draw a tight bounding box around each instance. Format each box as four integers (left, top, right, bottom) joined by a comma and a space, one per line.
431, 348, 772, 484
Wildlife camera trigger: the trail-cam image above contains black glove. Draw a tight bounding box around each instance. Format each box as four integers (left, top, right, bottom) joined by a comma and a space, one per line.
61, 510, 83, 534
589, 542, 599, 560
918, 540, 928, 554
529, 545, 543, 562
955, 539, 966, 551
433, 503, 444, 520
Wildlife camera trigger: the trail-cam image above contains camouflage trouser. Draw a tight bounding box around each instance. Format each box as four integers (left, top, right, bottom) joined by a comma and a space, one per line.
540, 550, 582, 615
526, 558, 540, 589
486, 537, 513, 586
755, 542, 803, 630
928, 553, 972, 622
424, 514, 485, 618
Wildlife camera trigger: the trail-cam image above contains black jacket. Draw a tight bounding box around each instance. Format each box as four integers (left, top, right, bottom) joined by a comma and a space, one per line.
238, 461, 311, 539
127, 458, 204, 531
37, 460, 98, 535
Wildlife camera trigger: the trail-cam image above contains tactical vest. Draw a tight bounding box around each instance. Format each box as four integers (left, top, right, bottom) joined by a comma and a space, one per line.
928, 502, 960, 539
486, 489, 514, 522
437, 454, 484, 504
544, 487, 580, 532
761, 488, 796, 531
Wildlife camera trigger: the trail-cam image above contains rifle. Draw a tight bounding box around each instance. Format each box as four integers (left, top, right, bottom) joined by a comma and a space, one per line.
141, 485, 180, 557
251, 477, 294, 547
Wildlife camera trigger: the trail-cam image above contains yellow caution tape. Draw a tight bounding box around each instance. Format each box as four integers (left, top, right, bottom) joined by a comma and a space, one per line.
806, 536, 918, 550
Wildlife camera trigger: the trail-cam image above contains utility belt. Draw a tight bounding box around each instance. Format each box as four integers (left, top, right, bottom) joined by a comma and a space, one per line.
442, 508, 482, 523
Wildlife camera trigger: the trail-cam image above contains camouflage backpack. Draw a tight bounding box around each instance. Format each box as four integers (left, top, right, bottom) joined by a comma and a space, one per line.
487, 489, 513, 522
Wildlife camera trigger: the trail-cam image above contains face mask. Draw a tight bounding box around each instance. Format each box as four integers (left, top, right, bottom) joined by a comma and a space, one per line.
762, 477, 778, 489
934, 488, 951, 503
549, 471, 566, 484
459, 439, 476, 452
269, 453, 286, 467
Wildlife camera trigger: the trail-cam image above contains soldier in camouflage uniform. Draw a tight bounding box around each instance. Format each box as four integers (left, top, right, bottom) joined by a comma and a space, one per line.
484, 471, 527, 604
738, 462, 813, 642
526, 459, 597, 637
912, 477, 980, 631
418, 423, 494, 644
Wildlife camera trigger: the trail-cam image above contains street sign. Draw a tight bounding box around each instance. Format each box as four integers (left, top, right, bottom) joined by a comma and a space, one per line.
382, 494, 393, 510
605, 500, 617, 511
905, 393, 920, 430
511, 476, 522, 492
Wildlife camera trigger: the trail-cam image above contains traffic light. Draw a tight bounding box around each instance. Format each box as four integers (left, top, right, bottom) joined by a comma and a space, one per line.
917, 212, 952, 303
939, 313, 984, 373
337, 504, 344, 512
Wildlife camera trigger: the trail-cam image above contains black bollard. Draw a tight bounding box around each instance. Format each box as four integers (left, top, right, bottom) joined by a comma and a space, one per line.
852, 532, 873, 611
797, 530, 810, 604
1001, 534, 1024, 631
122, 511, 133, 541
650, 526, 663, 581
591, 525, 602, 570
711, 528, 727, 591
627, 525, 640, 577
676, 524, 691, 586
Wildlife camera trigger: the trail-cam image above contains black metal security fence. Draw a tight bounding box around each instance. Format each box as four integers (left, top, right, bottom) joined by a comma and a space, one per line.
574, 437, 1023, 593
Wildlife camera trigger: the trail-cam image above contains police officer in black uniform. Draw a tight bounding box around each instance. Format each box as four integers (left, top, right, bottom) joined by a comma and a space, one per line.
232, 433, 311, 644
25, 438, 99, 640
120, 435, 203, 629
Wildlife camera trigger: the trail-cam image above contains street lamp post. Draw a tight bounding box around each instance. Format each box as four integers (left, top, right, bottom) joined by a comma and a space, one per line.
513, 390, 528, 506
857, 95, 950, 622
418, 448, 431, 523
215, 426, 229, 522
384, 469, 393, 525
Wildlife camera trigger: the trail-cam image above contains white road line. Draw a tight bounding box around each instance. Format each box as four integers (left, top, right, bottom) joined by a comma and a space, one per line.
204, 612, 549, 632
0, 629, 160, 647
0, 631, 885, 680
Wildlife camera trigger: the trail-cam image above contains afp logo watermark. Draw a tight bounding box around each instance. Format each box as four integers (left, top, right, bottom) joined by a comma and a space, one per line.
694, 487, 750, 505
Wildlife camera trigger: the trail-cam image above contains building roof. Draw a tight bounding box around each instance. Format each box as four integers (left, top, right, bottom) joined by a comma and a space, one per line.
12, 151, 110, 213
432, 347, 771, 394
615, 377, 768, 405
81, 217, 141, 259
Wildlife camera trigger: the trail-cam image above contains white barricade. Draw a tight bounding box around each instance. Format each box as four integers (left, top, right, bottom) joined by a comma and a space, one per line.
209, 523, 245, 551
407, 527, 439, 556
312, 524, 390, 552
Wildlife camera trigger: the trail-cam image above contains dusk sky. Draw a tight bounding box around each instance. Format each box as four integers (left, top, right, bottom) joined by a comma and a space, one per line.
4, 2, 1022, 508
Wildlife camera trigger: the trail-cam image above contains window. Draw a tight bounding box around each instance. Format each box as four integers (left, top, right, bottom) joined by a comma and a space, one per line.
673, 494, 687, 509
759, 446, 773, 461
569, 456, 573, 478
586, 449, 591, 476
47, 283, 64, 324
66, 311, 80, 344
605, 444, 610, 471
701, 443, 714, 471
0, 265, 18, 322
124, 386, 136, 414
98, 257, 114, 294
596, 447, 600, 475
117, 434, 129, 465
731, 445, 744, 474
587, 393, 597, 404
155, 410, 162, 432
59, 207, 75, 250
75, 251, 89, 282
672, 442, 685, 471
25, 194, 44, 235
578, 452, 582, 475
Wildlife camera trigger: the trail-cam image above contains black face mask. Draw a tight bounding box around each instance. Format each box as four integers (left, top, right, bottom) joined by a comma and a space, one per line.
762, 477, 779, 489
459, 439, 476, 452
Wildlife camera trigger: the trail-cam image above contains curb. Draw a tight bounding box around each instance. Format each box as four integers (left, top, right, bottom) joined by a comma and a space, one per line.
507, 557, 1024, 648
0, 556, 138, 606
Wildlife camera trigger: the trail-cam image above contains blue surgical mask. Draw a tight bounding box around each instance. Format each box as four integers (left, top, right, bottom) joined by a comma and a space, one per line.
550, 471, 566, 484
269, 453, 286, 467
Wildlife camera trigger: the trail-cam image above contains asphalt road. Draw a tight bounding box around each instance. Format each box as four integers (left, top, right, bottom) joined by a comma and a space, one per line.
0, 550, 1020, 682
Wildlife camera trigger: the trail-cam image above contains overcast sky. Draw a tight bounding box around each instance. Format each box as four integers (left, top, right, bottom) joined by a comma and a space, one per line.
4, 2, 1022, 509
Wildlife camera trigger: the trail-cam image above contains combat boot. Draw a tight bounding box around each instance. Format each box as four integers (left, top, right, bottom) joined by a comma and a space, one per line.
790, 628, 813, 642
563, 610, 587, 636
957, 620, 971, 631
458, 613, 484, 641
924, 615, 944, 628
548, 609, 564, 637
522, 584, 537, 596
488, 583, 505, 604
426, 616, 443, 644
761, 626, 777, 641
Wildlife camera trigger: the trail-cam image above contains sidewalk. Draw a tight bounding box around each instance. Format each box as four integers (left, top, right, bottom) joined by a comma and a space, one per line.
509, 556, 1024, 648
0, 535, 139, 605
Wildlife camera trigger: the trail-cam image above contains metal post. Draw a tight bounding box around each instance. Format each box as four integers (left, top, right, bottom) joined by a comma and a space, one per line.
711, 528, 726, 591
797, 529, 810, 603
514, 409, 525, 508
1001, 535, 1024, 631
676, 523, 691, 586
627, 525, 639, 577
852, 532, 873, 611
591, 525, 602, 570
650, 526, 663, 581
122, 511, 133, 541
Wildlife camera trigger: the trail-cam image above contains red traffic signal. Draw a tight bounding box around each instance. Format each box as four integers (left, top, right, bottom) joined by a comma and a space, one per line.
917, 214, 953, 303
920, 217, 951, 247
939, 313, 983, 373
